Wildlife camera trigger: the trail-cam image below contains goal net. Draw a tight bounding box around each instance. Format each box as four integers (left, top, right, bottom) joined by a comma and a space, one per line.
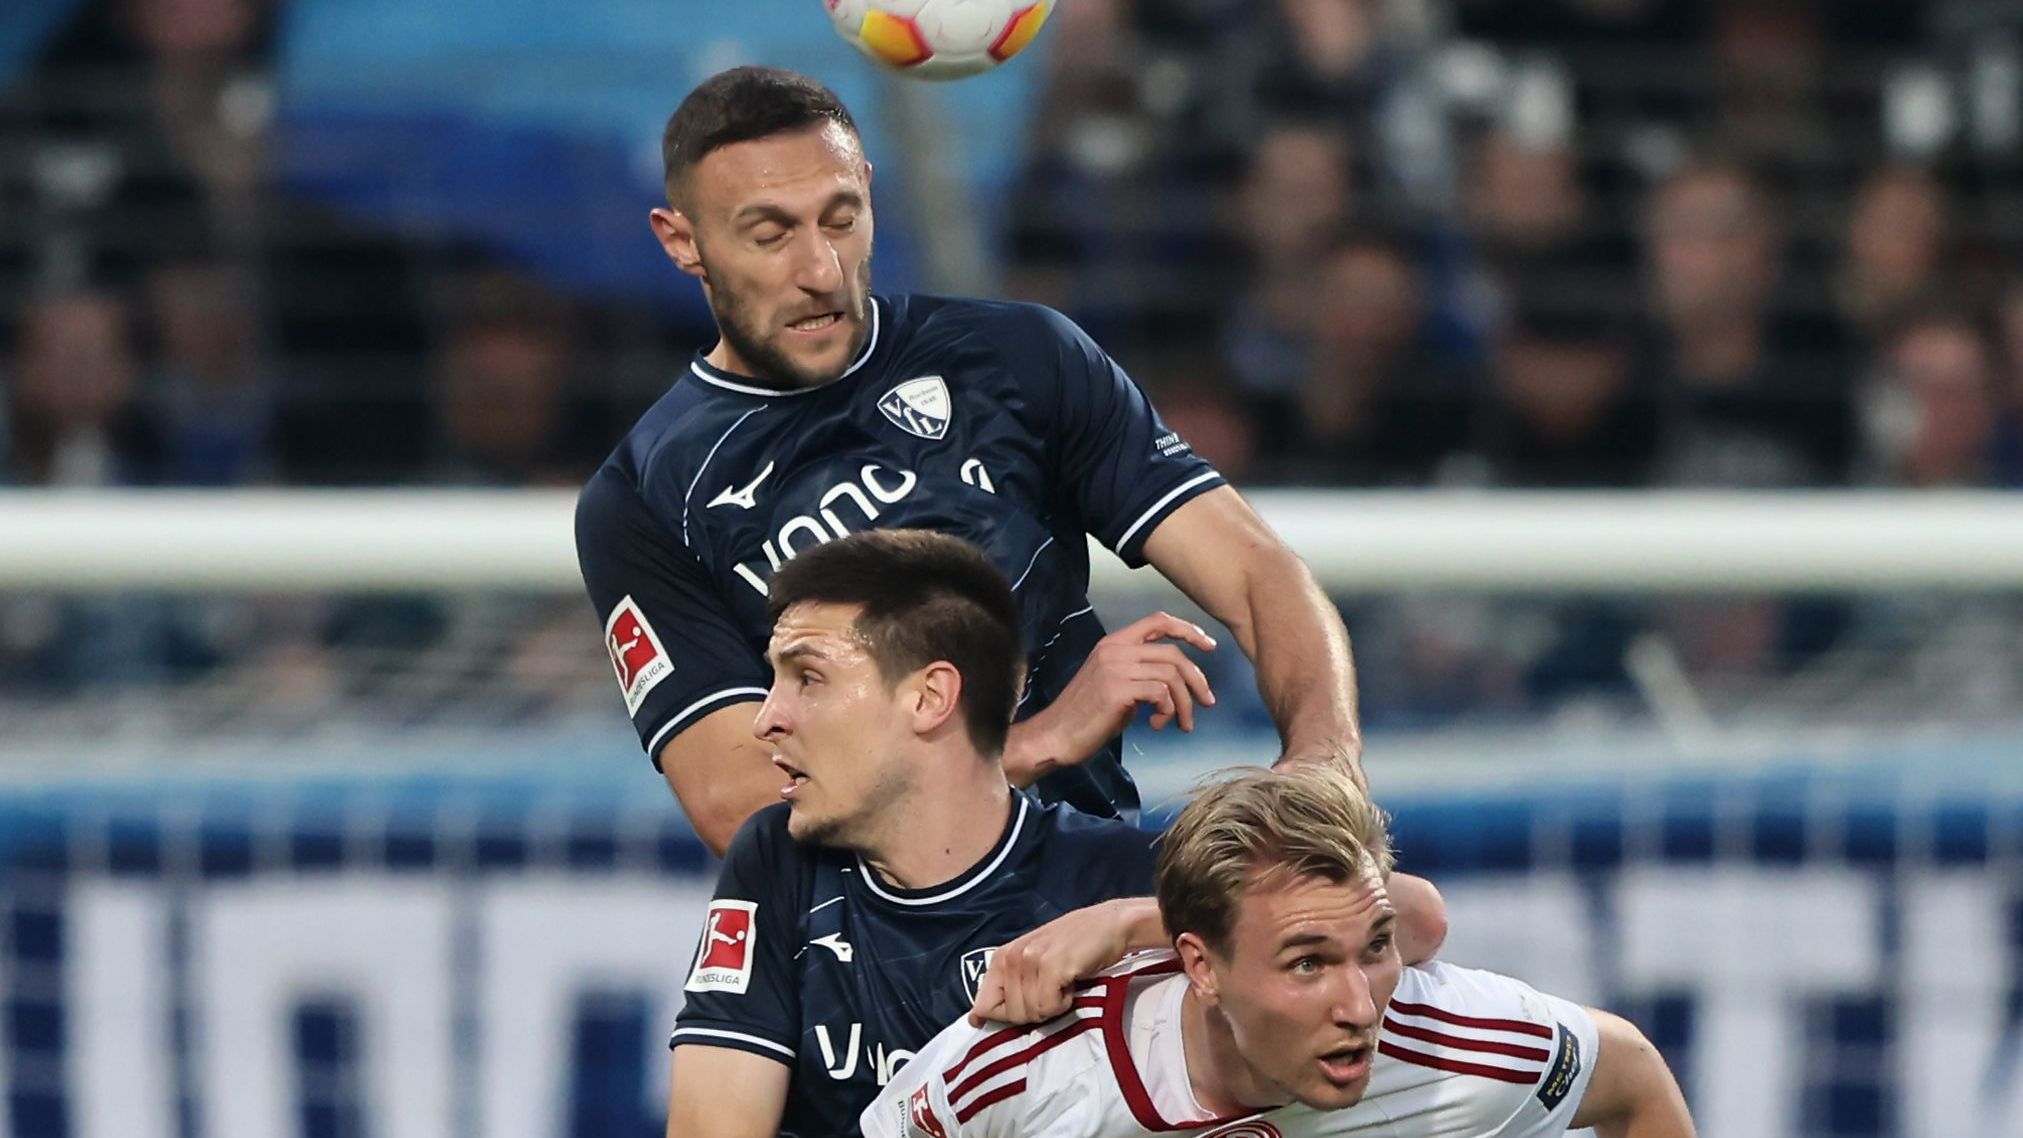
1, 488, 2019, 1138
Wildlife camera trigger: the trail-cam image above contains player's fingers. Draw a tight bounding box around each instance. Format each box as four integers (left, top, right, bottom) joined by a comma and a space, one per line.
1169, 650, 1216, 709
1134, 680, 1177, 731
1154, 657, 1206, 732
1111, 611, 1216, 653
1133, 645, 1216, 716
1133, 662, 1196, 732
969, 971, 1007, 1026
1031, 954, 1074, 1019
1003, 947, 1039, 1025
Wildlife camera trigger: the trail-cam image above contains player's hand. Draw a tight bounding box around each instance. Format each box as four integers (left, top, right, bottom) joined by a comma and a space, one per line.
1004, 613, 1216, 788
1273, 738, 1367, 787
967, 899, 1148, 1026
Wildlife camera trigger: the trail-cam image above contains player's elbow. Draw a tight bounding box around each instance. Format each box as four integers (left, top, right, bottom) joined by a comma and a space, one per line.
1388, 873, 1448, 965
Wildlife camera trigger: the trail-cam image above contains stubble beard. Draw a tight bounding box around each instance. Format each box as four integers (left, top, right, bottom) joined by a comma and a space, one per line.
787, 755, 914, 855
709, 256, 873, 390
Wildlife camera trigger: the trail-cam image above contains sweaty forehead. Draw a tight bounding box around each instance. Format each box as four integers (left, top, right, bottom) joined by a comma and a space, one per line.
768, 601, 872, 658
690, 124, 867, 216
1237, 866, 1391, 943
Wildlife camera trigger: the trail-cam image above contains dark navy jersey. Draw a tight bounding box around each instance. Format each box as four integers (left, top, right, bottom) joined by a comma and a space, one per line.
670, 796, 1160, 1138
576, 294, 1224, 820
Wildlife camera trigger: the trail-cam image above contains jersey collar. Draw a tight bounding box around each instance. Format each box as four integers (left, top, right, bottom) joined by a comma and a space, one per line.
855, 792, 1031, 907
686, 296, 885, 397
1097, 958, 1263, 1133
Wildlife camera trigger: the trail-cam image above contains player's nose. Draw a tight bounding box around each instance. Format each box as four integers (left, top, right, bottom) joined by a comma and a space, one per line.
1331, 966, 1381, 1029
794, 229, 845, 294
752, 689, 790, 741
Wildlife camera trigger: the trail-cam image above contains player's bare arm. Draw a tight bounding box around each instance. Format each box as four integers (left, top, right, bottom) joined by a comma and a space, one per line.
666, 1045, 790, 1138
966, 896, 1166, 1025
1000, 612, 1217, 788
972, 876, 1448, 1029
1570, 1009, 1697, 1138
1138, 486, 1363, 777
657, 703, 781, 856
1134, 490, 1453, 958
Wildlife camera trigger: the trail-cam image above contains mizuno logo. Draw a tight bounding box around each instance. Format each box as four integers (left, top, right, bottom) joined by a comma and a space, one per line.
708, 460, 776, 510
810, 932, 854, 962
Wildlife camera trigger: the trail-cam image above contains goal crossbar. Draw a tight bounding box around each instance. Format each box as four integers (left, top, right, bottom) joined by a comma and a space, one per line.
3, 489, 2020, 594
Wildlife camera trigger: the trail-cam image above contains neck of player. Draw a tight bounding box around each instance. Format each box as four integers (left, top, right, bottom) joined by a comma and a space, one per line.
857, 753, 1015, 892
1182, 984, 1291, 1116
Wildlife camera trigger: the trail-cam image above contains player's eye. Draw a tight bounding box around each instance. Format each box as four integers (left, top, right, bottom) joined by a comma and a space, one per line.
1289, 955, 1322, 975
1365, 934, 1394, 959
755, 229, 789, 248
798, 669, 820, 687
825, 214, 858, 233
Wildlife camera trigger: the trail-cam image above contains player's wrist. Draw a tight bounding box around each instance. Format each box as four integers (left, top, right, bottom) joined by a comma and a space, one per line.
1001, 719, 1059, 789
1107, 897, 1168, 951
1273, 733, 1366, 785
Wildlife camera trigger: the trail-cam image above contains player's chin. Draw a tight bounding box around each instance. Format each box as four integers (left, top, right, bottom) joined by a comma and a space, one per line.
1300, 1046, 1376, 1108
783, 801, 834, 844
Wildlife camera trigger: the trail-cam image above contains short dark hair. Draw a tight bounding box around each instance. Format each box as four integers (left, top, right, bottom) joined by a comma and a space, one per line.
766, 531, 1025, 755
662, 66, 860, 207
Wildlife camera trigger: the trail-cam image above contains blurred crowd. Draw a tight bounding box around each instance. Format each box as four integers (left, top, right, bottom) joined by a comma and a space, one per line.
0, 0, 650, 718
3, 0, 2022, 731
1003, 0, 2023, 728
1011, 0, 2023, 495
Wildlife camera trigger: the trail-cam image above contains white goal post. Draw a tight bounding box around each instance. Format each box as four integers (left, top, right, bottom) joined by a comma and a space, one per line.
3, 489, 2022, 594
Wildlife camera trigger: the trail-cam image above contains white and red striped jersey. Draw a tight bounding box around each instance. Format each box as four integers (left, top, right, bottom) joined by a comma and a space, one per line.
860, 952, 1598, 1138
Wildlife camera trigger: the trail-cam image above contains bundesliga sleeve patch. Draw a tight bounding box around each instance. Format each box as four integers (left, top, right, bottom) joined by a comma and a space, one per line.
904, 1087, 949, 1138
1535, 1022, 1583, 1110
603, 595, 672, 715
686, 899, 758, 994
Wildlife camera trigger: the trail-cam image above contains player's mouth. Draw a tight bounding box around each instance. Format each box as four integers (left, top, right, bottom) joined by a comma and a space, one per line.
786, 311, 845, 335
772, 755, 811, 799
1316, 1041, 1373, 1086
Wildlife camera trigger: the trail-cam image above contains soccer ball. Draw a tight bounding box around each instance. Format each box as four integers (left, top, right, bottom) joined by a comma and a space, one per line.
824, 0, 1054, 81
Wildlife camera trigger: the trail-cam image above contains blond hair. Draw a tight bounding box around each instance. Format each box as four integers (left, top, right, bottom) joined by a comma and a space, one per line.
1155, 764, 1394, 955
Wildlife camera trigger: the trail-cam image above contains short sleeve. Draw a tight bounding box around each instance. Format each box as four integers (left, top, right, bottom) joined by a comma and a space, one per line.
668, 807, 803, 1065
1501, 989, 1599, 1138
575, 468, 771, 767
1388, 963, 1601, 1138
1018, 306, 1224, 567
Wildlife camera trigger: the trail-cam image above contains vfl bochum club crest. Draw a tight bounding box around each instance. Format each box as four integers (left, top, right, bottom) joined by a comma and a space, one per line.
878, 376, 951, 440
959, 946, 998, 1002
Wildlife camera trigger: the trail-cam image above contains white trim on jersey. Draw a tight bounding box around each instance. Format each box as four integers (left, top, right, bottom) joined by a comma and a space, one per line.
669, 1026, 796, 1061
646, 686, 771, 758
855, 795, 1030, 906
1113, 471, 1221, 553
1018, 604, 1095, 710
687, 298, 884, 397
1008, 536, 1056, 592
682, 406, 767, 543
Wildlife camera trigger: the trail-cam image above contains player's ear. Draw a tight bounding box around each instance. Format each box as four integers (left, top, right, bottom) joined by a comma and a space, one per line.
1175, 932, 1221, 1005
908, 660, 964, 738
650, 207, 706, 280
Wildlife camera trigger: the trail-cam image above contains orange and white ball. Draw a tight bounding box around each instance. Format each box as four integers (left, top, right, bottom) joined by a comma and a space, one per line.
825, 0, 1053, 80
